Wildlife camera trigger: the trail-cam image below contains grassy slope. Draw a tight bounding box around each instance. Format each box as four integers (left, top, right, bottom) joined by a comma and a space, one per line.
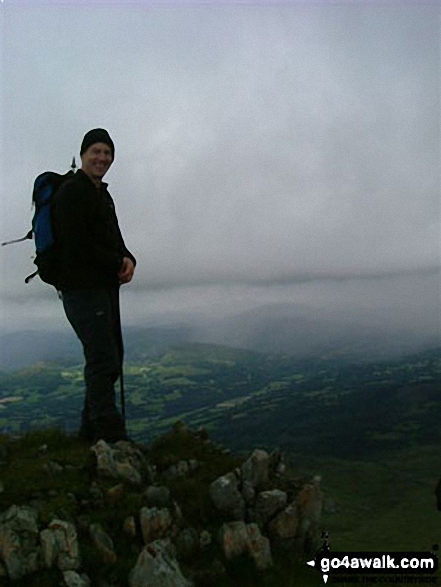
288, 445, 441, 552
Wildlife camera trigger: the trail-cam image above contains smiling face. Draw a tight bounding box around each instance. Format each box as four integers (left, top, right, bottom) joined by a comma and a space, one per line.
80, 142, 113, 185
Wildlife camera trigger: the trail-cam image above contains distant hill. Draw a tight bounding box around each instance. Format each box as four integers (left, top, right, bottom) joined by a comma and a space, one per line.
0, 302, 438, 370
0, 325, 192, 371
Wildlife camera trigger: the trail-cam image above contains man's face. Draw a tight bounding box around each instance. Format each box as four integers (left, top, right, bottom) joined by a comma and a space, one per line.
81, 142, 113, 183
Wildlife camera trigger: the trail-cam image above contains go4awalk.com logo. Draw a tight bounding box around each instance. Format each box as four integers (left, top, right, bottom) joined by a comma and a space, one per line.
307, 533, 439, 584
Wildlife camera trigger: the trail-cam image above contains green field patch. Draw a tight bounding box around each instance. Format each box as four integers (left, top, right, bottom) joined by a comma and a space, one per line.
127, 419, 150, 433
123, 365, 146, 375
129, 389, 147, 406
231, 413, 247, 420
286, 374, 305, 382
268, 381, 289, 392
216, 395, 251, 409
161, 377, 195, 387
27, 392, 42, 404
155, 364, 210, 377
205, 359, 236, 367
0, 396, 23, 404
144, 406, 164, 417
164, 390, 182, 400
61, 370, 82, 381
303, 389, 329, 398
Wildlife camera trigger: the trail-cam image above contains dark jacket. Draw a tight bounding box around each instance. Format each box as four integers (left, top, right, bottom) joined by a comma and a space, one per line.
52, 169, 136, 290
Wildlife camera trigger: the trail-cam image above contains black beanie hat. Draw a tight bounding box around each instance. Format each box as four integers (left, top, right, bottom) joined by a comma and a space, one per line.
80, 128, 115, 159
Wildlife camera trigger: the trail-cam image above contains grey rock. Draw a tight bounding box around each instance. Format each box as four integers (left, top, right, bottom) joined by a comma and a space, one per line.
0, 505, 40, 580
241, 480, 256, 505
41, 519, 81, 571
268, 449, 284, 477
210, 473, 245, 521
140, 507, 173, 544
272, 449, 287, 478
40, 528, 57, 568
91, 440, 143, 485
246, 523, 273, 571
63, 570, 91, 587
218, 521, 249, 560
218, 522, 273, 571
254, 489, 288, 528
276, 462, 287, 476
294, 477, 323, 554
129, 539, 192, 587
241, 449, 270, 490
89, 523, 117, 564
267, 503, 299, 542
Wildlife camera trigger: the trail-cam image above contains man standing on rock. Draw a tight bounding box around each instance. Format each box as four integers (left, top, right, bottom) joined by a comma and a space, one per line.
53, 129, 136, 443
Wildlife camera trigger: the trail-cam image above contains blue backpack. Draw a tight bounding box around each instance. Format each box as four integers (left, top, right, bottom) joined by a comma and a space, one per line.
2, 159, 76, 286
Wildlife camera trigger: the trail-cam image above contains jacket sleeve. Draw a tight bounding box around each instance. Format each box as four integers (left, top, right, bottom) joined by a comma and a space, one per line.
54, 182, 124, 274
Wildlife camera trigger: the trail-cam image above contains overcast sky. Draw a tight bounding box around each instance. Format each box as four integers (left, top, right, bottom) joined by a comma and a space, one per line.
0, 0, 439, 336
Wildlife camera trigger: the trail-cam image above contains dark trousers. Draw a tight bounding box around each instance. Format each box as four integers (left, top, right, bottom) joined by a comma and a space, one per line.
61, 286, 126, 442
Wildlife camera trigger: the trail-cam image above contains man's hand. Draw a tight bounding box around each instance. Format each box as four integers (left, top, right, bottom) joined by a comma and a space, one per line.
118, 257, 135, 284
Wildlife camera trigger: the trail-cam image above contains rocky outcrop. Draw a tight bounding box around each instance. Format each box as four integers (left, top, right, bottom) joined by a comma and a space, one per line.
210, 448, 323, 569
0, 427, 323, 585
